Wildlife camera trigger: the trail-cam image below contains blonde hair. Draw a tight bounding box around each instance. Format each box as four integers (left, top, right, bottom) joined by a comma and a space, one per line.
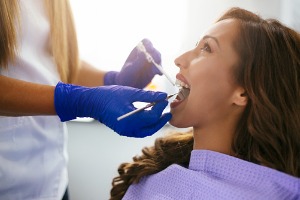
0, 0, 79, 83
0, 0, 19, 68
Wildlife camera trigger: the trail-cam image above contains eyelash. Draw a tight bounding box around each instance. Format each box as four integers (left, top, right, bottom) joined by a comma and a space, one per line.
200, 41, 211, 53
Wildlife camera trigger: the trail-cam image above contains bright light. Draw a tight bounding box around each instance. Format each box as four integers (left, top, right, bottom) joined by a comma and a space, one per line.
69, 0, 186, 76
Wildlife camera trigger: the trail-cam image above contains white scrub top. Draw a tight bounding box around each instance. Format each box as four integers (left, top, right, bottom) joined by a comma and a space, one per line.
0, 0, 68, 199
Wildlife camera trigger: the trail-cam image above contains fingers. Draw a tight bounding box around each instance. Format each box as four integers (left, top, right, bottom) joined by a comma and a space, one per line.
124, 43, 139, 64
148, 100, 169, 117
136, 100, 168, 125
141, 38, 153, 49
130, 90, 167, 103
114, 100, 171, 137
141, 38, 162, 76
122, 38, 162, 79
134, 113, 172, 138
124, 38, 154, 65
141, 39, 158, 60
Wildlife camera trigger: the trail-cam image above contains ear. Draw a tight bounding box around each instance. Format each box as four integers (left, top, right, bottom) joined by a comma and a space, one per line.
233, 87, 248, 106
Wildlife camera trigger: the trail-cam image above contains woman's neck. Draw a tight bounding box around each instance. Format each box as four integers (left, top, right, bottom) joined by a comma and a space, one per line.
192, 123, 236, 155
194, 131, 232, 155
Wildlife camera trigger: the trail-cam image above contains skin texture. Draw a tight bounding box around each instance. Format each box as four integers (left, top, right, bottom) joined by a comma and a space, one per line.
170, 19, 248, 154
0, 60, 106, 116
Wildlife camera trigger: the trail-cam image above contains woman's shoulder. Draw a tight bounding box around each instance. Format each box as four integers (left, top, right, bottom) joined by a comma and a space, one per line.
189, 150, 300, 199
124, 154, 299, 200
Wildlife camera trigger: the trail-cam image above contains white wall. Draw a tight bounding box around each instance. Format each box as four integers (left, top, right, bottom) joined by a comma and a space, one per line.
179, 0, 281, 52
280, 0, 300, 32
67, 121, 183, 200
67, 1, 289, 199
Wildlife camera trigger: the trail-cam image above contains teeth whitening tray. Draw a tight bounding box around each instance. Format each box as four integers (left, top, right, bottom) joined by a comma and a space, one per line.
117, 41, 177, 121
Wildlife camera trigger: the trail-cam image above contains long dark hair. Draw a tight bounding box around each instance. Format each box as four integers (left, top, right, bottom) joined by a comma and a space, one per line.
110, 7, 300, 200
219, 8, 300, 176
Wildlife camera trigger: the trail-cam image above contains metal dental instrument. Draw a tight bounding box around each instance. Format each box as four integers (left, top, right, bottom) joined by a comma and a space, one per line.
117, 93, 178, 121
138, 42, 176, 86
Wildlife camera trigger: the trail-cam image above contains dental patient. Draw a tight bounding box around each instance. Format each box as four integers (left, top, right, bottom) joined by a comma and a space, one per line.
110, 7, 300, 200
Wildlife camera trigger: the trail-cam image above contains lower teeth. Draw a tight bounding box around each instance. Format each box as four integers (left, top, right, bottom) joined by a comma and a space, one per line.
178, 87, 190, 100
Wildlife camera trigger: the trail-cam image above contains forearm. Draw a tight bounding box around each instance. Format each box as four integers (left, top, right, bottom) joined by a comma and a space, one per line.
73, 60, 106, 87
0, 75, 56, 116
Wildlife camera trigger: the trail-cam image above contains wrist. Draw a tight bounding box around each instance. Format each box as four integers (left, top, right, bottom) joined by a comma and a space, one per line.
54, 82, 80, 122
104, 71, 118, 85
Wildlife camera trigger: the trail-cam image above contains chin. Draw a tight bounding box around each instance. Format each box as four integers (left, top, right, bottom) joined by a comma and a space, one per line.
169, 116, 190, 128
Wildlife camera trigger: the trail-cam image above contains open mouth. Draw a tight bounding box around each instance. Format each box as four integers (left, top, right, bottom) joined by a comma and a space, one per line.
176, 79, 190, 100
170, 79, 190, 109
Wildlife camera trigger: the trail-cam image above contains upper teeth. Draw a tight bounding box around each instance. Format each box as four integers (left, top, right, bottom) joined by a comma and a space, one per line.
175, 79, 190, 89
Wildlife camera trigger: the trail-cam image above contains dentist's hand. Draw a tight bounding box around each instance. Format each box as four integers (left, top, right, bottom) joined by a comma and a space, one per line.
54, 82, 171, 137
104, 38, 162, 89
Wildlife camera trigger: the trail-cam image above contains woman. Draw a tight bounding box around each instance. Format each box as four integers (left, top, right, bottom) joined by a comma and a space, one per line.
110, 7, 300, 200
0, 0, 171, 199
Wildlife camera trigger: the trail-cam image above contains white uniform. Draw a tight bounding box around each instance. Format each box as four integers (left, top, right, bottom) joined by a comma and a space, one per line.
0, 0, 68, 199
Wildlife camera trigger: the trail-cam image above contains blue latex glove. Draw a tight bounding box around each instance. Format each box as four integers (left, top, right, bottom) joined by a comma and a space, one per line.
104, 38, 162, 89
54, 82, 172, 137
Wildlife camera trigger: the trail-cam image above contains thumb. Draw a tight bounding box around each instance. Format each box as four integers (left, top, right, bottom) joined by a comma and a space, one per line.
142, 38, 160, 63
130, 90, 167, 103
135, 113, 172, 138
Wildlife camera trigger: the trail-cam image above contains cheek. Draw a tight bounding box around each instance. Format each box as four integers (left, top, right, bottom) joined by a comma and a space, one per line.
169, 96, 198, 128
170, 60, 237, 128
190, 70, 223, 102
193, 75, 234, 110
180, 70, 235, 125
192, 65, 234, 100
169, 89, 204, 128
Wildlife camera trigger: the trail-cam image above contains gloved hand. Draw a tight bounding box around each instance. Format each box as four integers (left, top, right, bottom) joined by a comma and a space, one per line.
54, 82, 172, 137
104, 38, 162, 89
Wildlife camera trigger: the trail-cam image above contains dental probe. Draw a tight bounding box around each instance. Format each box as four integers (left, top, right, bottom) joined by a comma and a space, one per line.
117, 93, 178, 121
138, 42, 176, 86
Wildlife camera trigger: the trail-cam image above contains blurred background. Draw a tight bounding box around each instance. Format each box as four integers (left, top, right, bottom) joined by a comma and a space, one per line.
67, 0, 299, 199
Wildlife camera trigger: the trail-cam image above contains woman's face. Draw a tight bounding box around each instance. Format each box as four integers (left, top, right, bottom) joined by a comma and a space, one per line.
170, 19, 242, 129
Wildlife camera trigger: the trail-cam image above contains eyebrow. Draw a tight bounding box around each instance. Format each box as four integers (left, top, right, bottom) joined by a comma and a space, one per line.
202, 35, 220, 47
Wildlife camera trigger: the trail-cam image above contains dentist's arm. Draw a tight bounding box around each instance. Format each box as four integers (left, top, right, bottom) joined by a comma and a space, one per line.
0, 75, 56, 116
0, 75, 171, 137
54, 82, 171, 137
73, 60, 105, 87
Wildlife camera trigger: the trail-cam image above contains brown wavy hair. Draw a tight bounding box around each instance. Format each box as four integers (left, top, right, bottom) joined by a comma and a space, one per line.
0, 0, 79, 83
111, 131, 194, 200
110, 7, 300, 199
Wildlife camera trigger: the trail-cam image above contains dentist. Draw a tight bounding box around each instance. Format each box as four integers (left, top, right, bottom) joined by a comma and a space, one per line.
0, 1, 171, 200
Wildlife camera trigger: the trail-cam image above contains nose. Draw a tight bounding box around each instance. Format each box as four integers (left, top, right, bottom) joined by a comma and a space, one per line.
174, 51, 189, 69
